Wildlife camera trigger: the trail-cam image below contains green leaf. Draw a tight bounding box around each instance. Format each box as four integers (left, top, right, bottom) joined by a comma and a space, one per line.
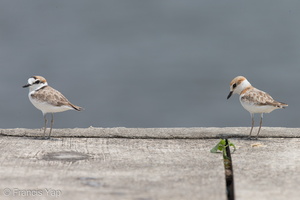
210, 139, 236, 154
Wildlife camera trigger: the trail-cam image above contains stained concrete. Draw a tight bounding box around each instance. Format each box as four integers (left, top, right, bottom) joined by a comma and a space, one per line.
0, 127, 299, 200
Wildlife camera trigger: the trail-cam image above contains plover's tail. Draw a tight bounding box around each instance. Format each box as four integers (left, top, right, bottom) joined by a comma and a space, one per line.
69, 103, 83, 111
277, 102, 288, 109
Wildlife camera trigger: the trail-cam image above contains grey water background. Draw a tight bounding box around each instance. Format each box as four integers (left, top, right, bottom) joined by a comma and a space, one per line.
1, 0, 299, 129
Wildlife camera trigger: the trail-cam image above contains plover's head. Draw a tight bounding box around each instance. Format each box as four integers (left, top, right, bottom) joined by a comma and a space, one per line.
22, 76, 48, 91
227, 76, 251, 99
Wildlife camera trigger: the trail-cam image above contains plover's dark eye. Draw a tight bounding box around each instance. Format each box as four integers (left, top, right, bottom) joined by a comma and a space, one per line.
233, 83, 237, 88
35, 80, 41, 84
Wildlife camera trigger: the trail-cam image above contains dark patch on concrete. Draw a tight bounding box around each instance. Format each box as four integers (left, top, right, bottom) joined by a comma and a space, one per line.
42, 151, 90, 162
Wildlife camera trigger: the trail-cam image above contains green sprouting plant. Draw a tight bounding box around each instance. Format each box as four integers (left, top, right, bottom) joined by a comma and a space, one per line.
210, 139, 236, 158
211, 139, 236, 200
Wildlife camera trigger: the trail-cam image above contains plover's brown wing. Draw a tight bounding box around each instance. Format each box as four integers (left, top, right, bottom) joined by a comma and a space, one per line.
31, 86, 82, 111
242, 88, 287, 108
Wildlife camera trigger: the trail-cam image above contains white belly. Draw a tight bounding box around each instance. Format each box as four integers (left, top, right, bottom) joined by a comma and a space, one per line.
239, 98, 278, 114
29, 95, 73, 115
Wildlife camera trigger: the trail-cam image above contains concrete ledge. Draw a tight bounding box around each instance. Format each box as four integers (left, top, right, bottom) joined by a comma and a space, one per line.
1, 127, 299, 138
0, 127, 299, 200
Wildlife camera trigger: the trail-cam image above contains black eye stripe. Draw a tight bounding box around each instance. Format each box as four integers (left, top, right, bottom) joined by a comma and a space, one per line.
35, 80, 41, 84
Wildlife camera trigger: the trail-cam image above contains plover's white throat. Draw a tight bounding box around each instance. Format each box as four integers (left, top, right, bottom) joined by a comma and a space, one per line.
227, 76, 288, 138
23, 76, 82, 138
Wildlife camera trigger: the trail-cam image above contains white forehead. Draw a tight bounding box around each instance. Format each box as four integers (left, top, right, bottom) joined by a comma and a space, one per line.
28, 77, 36, 84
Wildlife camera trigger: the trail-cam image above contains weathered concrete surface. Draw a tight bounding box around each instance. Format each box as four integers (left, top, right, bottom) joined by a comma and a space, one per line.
231, 138, 300, 200
1, 126, 299, 138
0, 127, 299, 200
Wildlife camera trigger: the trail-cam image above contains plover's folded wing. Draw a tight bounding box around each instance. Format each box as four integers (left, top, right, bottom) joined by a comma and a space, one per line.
31, 86, 82, 110
241, 88, 287, 108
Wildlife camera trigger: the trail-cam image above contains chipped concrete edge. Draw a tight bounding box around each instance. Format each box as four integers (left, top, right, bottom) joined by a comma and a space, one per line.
0, 127, 299, 139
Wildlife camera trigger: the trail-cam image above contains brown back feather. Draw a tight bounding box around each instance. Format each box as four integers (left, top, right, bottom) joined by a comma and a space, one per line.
241, 88, 288, 108
31, 86, 82, 110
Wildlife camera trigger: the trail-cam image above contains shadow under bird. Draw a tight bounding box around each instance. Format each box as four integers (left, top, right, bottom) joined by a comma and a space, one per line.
23, 76, 83, 138
227, 76, 288, 139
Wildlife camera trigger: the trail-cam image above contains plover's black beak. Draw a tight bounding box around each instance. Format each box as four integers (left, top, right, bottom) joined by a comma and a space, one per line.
227, 91, 233, 99
22, 84, 31, 88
